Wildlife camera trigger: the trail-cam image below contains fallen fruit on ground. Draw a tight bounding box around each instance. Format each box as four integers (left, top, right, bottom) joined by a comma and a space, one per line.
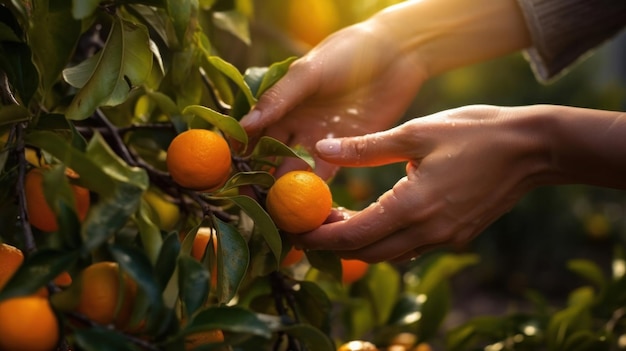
74, 261, 137, 328
341, 259, 369, 285
266, 170, 332, 233
24, 167, 90, 232
166, 129, 232, 191
0, 295, 59, 351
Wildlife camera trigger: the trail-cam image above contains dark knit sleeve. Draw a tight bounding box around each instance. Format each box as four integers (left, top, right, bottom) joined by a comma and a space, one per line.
515, 0, 626, 82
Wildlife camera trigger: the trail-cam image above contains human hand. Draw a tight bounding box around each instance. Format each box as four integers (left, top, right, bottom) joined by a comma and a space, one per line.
241, 21, 428, 179
290, 105, 549, 262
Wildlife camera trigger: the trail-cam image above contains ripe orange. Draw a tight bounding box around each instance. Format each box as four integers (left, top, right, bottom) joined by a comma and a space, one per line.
265, 171, 332, 233
341, 259, 369, 285
184, 329, 224, 350
25, 167, 90, 232
280, 247, 304, 268
190, 227, 218, 287
0, 243, 24, 291
74, 261, 137, 328
286, 0, 340, 47
0, 296, 59, 351
166, 129, 232, 191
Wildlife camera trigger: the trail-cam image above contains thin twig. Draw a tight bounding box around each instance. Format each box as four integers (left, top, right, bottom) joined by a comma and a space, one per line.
15, 124, 37, 254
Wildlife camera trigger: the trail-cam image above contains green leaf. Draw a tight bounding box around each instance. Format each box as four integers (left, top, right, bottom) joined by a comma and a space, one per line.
567, 259, 606, 290
80, 133, 148, 250
0, 21, 21, 42
547, 286, 595, 350
278, 324, 335, 351
178, 255, 210, 319
29, 0, 81, 95
41, 165, 83, 247
72, 0, 100, 19
182, 105, 248, 144
166, 0, 197, 46
386, 293, 428, 326
155, 232, 181, 291
64, 18, 152, 120
306, 250, 342, 283
212, 10, 250, 45
0, 104, 29, 127
251, 136, 315, 170
214, 217, 249, 304
23, 131, 115, 194
73, 327, 141, 351
408, 253, 479, 295
256, 56, 297, 98
0, 249, 78, 300
220, 171, 275, 191
366, 262, 401, 325
292, 281, 332, 332
206, 56, 255, 107
135, 198, 164, 264
0, 42, 38, 105
224, 195, 281, 264
109, 244, 164, 315
184, 306, 272, 339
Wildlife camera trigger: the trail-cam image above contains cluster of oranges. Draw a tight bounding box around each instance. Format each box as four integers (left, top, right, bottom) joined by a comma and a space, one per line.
5, 127, 370, 350
165, 128, 370, 284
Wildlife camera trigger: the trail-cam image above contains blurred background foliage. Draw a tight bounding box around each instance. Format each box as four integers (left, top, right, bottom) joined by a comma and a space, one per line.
245, 0, 626, 337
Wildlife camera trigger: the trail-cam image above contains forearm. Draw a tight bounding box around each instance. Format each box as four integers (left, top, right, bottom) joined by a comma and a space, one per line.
365, 0, 531, 78
526, 105, 626, 189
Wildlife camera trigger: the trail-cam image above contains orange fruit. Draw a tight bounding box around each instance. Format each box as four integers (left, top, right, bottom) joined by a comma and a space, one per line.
286, 0, 340, 47
0, 295, 59, 351
74, 261, 137, 328
166, 129, 232, 191
341, 259, 369, 285
0, 243, 24, 291
190, 227, 218, 287
337, 340, 379, 351
25, 167, 90, 232
266, 170, 332, 233
0, 243, 72, 297
280, 247, 304, 268
184, 329, 224, 350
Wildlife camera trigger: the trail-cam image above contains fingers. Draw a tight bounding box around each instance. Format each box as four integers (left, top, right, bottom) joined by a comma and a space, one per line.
240, 60, 319, 134
315, 124, 420, 168
290, 178, 415, 253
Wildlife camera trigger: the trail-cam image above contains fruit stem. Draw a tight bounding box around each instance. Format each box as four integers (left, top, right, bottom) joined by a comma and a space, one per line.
270, 271, 303, 351
14, 122, 37, 254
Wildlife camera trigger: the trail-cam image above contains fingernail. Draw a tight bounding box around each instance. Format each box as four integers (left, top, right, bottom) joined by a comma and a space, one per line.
316, 138, 342, 155
240, 109, 261, 129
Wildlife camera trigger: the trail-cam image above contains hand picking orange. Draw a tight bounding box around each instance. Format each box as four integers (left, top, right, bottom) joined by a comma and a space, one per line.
166, 129, 232, 191
265, 170, 332, 233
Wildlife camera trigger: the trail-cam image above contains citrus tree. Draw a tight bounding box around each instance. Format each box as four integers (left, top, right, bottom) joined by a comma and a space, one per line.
2, 1, 626, 351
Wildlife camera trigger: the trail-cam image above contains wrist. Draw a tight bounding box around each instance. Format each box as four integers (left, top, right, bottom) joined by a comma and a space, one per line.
367, 0, 530, 77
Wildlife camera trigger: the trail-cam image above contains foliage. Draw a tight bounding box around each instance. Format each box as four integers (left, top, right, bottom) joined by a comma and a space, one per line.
0, 1, 625, 351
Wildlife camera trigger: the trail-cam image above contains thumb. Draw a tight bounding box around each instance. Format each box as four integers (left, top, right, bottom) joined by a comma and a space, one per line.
315, 128, 416, 167
240, 61, 316, 134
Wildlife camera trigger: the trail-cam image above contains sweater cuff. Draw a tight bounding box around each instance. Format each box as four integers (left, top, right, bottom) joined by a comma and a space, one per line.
515, 0, 626, 83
